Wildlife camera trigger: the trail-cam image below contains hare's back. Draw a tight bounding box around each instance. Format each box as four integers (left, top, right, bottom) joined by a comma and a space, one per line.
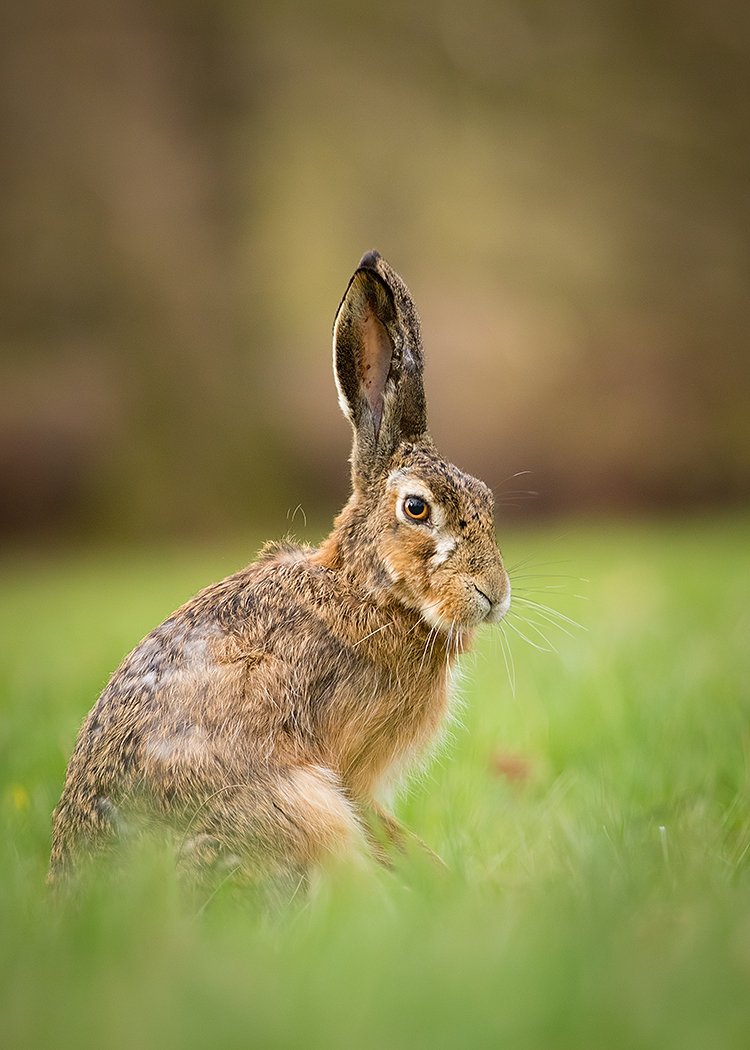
75, 550, 345, 783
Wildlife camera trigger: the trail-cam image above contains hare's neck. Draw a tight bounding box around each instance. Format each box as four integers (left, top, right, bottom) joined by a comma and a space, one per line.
313, 510, 472, 666
313, 498, 391, 599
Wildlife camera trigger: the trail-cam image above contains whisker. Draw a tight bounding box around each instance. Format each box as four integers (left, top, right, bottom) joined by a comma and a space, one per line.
447, 622, 462, 671
496, 492, 539, 504
505, 615, 558, 654
512, 595, 586, 635
418, 624, 439, 673
286, 503, 308, 528
495, 469, 534, 488
506, 557, 579, 575
512, 609, 564, 650
511, 603, 577, 640
511, 572, 590, 583
512, 584, 587, 596
428, 623, 441, 664
497, 624, 516, 697
352, 621, 395, 647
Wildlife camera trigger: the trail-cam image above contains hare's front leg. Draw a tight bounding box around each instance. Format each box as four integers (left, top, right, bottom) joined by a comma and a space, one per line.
362, 800, 447, 870
181, 763, 371, 882
273, 764, 371, 871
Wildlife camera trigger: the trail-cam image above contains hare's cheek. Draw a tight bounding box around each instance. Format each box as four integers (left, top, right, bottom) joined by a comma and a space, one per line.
429, 535, 457, 569
379, 547, 427, 614
419, 596, 453, 631
426, 581, 485, 630
379, 533, 432, 589
380, 546, 414, 588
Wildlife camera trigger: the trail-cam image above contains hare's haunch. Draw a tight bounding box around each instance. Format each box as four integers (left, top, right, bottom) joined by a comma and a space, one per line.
49, 252, 511, 886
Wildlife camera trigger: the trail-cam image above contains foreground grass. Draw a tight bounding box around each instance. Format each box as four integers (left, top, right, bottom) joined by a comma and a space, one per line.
1, 516, 749, 1049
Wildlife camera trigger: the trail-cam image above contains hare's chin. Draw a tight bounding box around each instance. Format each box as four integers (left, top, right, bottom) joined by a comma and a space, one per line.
420, 605, 452, 632
419, 601, 482, 633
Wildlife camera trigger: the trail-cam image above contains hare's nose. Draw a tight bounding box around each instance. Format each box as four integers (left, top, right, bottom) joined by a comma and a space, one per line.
473, 577, 511, 623
491, 583, 512, 621
473, 584, 493, 611
472, 584, 497, 621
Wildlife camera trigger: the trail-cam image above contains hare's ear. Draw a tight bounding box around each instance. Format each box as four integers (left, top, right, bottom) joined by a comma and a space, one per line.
333, 251, 427, 481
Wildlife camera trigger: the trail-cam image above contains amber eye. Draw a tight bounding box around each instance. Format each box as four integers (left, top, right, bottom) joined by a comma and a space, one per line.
403, 495, 430, 522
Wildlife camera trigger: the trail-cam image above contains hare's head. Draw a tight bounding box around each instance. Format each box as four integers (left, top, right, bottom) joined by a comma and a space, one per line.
332, 251, 510, 632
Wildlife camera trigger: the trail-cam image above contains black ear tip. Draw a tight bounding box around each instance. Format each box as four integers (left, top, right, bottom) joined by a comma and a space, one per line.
357, 249, 381, 271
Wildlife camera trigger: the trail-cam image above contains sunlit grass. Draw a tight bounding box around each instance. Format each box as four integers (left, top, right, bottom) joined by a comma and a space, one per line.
1, 515, 749, 1049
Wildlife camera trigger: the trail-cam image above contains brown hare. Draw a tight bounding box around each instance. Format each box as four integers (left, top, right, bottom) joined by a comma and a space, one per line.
49, 251, 511, 889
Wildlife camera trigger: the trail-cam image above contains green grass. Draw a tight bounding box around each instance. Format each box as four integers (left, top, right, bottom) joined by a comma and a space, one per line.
2, 516, 749, 1050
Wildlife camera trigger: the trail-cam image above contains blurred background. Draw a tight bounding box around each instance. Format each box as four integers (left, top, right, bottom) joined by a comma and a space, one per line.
2, 0, 749, 542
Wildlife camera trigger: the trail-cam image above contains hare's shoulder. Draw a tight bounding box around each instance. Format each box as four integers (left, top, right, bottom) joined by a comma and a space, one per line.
111, 541, 321, 667
196, 540, 343, 638
97, 539, 385, 721
82, 545, 326, 731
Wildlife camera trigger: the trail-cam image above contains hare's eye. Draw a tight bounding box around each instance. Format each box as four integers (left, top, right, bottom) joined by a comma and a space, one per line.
403, 496, 430, 522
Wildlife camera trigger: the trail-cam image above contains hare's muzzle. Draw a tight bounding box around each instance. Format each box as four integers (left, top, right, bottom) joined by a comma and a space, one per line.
473, 571, 511, 624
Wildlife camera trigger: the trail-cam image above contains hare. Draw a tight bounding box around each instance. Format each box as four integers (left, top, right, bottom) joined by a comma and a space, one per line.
49, 251, 511, 889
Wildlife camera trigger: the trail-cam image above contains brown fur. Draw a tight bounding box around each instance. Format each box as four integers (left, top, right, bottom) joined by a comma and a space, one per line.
49, 251, 511, 888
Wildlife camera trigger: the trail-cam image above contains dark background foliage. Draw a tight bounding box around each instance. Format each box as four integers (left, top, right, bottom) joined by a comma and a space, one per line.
2, 0, 748, 538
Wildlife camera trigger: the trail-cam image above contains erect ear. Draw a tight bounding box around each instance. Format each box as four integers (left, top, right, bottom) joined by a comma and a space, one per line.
332, 251, 427, 480
333, 267, 395, 439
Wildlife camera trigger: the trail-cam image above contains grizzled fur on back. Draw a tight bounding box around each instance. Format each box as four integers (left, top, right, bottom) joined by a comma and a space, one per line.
50, 251, 511, 889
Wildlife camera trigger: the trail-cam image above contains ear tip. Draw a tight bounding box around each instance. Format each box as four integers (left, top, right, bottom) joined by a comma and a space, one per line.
357, 249, 382, 271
